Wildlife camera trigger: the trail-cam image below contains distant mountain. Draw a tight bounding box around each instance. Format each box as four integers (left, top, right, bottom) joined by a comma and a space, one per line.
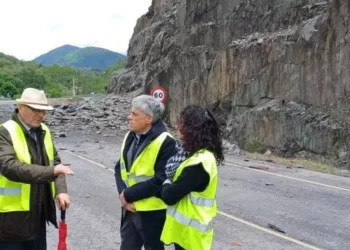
33, 44, 126, 70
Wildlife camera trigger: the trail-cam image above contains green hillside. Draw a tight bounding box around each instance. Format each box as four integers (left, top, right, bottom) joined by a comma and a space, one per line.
33, 45, 126, 70
0, 52, 125, 98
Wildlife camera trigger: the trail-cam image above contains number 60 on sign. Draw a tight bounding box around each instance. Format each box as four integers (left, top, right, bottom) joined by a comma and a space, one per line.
151, 86, 167, 104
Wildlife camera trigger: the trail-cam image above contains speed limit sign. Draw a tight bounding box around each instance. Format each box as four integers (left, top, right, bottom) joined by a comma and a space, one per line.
151, 86, 167, 104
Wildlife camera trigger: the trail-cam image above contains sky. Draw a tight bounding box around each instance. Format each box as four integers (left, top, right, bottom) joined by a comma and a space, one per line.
0, 0, 152, 61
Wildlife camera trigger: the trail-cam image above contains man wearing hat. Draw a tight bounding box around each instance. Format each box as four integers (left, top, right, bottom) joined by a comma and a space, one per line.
0, 88, 74, 250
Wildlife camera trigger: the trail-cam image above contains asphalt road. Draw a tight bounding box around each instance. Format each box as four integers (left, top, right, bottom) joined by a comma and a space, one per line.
46, 149, 350, 250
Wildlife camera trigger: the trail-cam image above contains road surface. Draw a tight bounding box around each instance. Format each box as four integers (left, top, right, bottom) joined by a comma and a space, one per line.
46, 149, 350, 250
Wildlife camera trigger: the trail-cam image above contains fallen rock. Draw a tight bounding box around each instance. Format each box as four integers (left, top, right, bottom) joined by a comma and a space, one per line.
267, 223, 286, 234
45, 95, 133, 136
248, 165, 269, 170
222, 139, 245, 156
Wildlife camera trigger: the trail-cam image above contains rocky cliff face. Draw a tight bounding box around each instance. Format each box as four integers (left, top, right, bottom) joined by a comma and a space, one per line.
108, 0, 350, 168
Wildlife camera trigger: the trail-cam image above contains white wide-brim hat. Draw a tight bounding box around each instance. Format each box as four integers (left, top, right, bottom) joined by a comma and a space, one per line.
16, 88, 54, 111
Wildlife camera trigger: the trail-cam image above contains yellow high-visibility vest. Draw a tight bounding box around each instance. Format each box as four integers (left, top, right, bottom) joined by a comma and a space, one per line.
120, 131, 172, 211
161, 149, 218, 250
0, 120, 56, 213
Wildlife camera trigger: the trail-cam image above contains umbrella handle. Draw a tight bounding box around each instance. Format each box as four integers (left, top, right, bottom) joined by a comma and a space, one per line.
61, 209, 66, 221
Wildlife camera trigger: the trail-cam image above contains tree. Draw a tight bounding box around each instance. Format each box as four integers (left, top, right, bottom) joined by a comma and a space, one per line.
0, 82, 18, 98
16, 68, 47, 89
45, 82, 66, 97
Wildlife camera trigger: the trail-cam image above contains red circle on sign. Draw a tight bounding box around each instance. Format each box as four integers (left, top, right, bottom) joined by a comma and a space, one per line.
151, 86, 167, 104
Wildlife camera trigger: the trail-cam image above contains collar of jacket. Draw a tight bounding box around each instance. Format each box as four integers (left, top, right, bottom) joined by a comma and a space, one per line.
129, 119, 167, 142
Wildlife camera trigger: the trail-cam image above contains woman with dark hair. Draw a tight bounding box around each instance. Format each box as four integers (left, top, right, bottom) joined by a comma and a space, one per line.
160, 105, 224, 250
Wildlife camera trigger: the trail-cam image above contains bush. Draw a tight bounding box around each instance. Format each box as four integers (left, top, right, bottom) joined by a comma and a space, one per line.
244, 138, 267, 154
0, 82, 19, 98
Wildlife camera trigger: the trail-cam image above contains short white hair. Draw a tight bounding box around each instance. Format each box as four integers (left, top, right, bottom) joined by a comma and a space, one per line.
131, 94, 165, 121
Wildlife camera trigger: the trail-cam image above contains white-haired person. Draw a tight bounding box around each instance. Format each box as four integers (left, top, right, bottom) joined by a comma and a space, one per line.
114, 94, 177, 250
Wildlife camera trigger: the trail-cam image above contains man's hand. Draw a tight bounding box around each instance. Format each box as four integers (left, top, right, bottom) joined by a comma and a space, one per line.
54, 164, 74, 176
125, 203, 136, 213
119, 190, 127, 206
56, 193, 70, 210
120, 191, 136, 212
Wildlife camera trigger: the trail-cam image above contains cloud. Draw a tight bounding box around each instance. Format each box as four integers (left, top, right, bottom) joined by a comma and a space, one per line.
0, 0, 152, 60
48, 24, 64, 32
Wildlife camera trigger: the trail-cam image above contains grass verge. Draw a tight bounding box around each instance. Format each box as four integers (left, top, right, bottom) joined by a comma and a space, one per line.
247, 152, 340, 175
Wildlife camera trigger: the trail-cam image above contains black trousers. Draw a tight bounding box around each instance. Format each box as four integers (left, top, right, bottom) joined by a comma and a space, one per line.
0, 220, 47, 250
120, 209, 166, 250
174, 243, 185, 250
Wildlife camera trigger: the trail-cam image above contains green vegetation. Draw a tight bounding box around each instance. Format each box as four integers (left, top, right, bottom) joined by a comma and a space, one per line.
244, 138, 267, 154
247, 152, 339, 175
0, 52, 125, 99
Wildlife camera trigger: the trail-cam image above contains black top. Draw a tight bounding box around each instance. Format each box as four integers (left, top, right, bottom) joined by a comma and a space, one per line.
160, 163, 210, 206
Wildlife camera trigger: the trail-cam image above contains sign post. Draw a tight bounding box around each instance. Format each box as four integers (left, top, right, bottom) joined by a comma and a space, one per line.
151, 86, 167, 104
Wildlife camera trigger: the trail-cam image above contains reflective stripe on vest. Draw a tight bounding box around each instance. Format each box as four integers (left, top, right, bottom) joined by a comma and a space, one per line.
167, 206, 213, 232
161, 150, 218, 250
189, 194, 215, 207
0, 187, 21, 195
119, 131, 172, 211
0, 120, 55, 213
119, 162, 153, 187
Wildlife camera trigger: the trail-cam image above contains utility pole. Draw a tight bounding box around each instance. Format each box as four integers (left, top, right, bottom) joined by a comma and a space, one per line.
72, 76, 76, 97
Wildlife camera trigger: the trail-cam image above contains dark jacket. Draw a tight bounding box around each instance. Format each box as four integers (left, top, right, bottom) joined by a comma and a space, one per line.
114, 120, 177, 203
160, 163, 210, 206
0, 112, 67, 241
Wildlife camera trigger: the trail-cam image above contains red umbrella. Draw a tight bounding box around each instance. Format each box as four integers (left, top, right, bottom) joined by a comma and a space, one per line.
58, 209, 67, 250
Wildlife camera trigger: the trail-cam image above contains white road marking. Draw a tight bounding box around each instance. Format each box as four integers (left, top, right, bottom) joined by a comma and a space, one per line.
226, 162, 350, 193
64, 150, 115, 173
217, 211, 322, 250
62, 150, 324, 250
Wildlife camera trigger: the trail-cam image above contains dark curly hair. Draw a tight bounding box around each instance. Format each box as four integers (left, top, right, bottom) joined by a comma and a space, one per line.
178, 105, 224, 165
